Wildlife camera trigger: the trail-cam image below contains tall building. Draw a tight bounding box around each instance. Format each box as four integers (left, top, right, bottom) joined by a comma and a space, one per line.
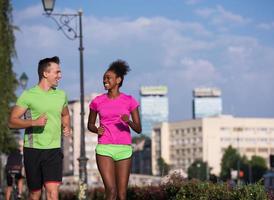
192, 88, 222, 119
131, 86, 168, 175
140, 86, 169, 137
152, 116, 274, 176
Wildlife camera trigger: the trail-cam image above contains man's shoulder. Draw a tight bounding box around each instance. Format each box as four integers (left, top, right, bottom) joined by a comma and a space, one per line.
53, 88, 66, 95
18, 86, 38, 99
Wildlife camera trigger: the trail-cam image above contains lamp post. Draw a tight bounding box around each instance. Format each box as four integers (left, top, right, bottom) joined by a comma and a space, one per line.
41, 1, 88, 199
19, 72, 28, 90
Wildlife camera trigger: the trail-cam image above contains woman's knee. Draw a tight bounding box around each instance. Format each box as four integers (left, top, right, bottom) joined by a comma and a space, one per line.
117, 190, 127, 200
106, 186, 117, 198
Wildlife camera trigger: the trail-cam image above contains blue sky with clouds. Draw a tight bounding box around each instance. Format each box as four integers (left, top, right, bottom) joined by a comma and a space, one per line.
11, 0, 274, 121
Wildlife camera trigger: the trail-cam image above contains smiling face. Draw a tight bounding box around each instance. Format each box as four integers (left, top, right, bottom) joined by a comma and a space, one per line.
44, 62, 62, 88
103, 70, 121, 90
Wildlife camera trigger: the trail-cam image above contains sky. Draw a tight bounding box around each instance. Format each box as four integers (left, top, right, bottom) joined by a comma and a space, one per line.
11, 0, 274, 121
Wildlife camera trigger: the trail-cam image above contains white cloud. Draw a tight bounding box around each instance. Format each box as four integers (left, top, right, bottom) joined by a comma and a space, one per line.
195, 5, 251, 26
13, 4, 274, 120
180, 57, 218, 83
257, 22, 274, 30
14, 4, 42, 23
195, 8, 215, 18
185, 0, 203, 5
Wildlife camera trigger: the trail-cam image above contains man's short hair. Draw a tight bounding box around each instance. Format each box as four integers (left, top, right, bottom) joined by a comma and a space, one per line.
38, 56, 60, 81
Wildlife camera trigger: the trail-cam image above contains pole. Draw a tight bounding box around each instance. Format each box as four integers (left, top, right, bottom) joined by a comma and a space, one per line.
77, 10, 88, 200
237, 134, 240, 185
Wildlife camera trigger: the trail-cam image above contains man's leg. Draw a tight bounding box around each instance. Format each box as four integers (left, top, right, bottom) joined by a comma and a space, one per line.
17, 177, 24, 197
42, 148, 63, 200
4, 186, 12, 200
29, 190, 42, 200
23, 148, 43, 200
44, 182, 60, 200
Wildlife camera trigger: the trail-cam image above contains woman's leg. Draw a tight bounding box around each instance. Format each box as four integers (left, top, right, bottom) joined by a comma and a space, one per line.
96, 154, 117, 200
115, 158, 132, 200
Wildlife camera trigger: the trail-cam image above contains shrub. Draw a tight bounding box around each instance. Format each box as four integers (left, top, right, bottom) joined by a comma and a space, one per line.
58, 176, 270, 200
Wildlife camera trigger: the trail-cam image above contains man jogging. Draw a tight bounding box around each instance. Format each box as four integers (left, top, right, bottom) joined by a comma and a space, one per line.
8, 56, 71, 200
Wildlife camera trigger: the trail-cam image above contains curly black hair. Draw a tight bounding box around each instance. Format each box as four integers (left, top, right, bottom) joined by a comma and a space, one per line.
107, 59, 131, 87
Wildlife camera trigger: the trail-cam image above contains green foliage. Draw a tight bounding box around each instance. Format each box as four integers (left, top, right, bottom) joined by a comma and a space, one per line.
58, 179, 269, 200
187, 160, 208, 181
220, 145, 241, 180
157, 157, 170, 176
249, 156, 267, 183
0, 0, 18, 154
220, 146, 268, 183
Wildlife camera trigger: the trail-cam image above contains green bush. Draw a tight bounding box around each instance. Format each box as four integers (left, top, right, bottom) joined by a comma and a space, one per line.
58, 178, 269, 200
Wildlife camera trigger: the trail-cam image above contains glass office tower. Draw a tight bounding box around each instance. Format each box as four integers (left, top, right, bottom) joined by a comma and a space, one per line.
192, 88, 222, 119
140, 86, 169, 138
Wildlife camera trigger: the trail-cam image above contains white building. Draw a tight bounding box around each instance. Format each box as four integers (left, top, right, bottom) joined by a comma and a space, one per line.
152, 115, 274, 176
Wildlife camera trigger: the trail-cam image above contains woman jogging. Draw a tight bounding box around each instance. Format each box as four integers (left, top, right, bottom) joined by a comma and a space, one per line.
87, 59, 142, 200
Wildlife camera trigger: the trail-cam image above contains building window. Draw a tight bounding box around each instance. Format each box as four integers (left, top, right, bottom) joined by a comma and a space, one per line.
246, 148, 256, 153
258, 148, 268, 153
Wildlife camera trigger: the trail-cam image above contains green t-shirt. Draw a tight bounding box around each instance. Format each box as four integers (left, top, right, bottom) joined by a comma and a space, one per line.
16, 85, 68, 149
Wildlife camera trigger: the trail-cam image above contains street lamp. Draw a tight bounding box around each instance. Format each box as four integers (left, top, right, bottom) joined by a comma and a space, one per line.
19, 72, 28, 90
41, 1, 88, 199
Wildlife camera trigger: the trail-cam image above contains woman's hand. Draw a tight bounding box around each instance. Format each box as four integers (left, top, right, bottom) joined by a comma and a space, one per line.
97, 126, 105, 135
121, 114, 130, 123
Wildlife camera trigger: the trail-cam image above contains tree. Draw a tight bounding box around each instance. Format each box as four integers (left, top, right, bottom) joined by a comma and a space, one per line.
157, 157, 169, 176
249, 155, 267, 183
187, 160, 208, 181
220, 146, 268, 183
0, 0, 18, 154
220, 145, 241, 180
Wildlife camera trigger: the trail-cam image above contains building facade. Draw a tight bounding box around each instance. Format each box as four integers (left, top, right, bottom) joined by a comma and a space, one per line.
192, 88, 222, 119
152, 116, 274, 176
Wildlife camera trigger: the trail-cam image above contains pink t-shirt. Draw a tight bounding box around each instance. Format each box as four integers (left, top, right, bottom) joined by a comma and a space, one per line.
89, 93, 139, 145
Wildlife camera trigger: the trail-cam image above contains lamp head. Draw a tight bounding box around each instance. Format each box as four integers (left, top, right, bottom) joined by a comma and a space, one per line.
42, 0, 55, 15
19, 72, 28, 89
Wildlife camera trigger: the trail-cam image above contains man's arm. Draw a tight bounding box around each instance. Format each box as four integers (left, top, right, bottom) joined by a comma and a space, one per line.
61, 106, 71, 136
8, 106, 47, 129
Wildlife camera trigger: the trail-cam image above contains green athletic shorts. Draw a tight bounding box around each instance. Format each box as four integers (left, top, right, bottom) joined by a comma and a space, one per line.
95, 144, 133, 161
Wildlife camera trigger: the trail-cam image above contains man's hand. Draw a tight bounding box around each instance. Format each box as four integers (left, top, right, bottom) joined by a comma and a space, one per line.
32, 114, 47, 126
63, 126, 71, 136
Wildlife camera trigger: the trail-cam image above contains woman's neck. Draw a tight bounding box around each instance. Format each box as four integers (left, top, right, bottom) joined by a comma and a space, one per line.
107, 89, 120, 99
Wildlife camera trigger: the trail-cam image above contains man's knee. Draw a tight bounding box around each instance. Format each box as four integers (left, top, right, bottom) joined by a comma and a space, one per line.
46, 189, 59, 200
29, 190, 42, 200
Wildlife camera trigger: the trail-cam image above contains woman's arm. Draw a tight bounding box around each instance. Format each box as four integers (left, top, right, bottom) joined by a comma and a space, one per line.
122, 108, 142, 134
87, 109, 104, 135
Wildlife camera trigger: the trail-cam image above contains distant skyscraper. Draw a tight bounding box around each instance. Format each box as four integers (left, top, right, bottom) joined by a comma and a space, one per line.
192, 88, 222, 119
140, 86, 169, 137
